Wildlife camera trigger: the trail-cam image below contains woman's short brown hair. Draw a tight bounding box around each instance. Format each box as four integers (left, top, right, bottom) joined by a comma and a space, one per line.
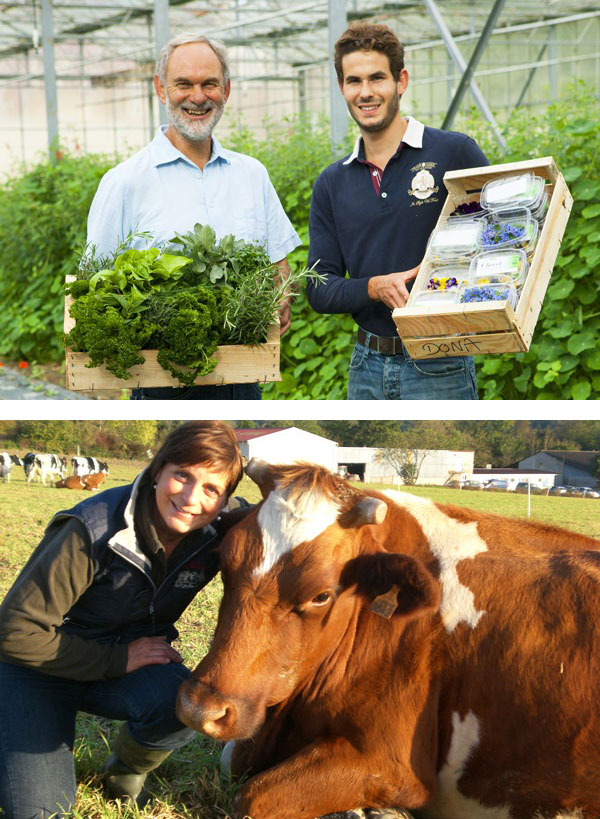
149, 421, 243, 497
334, 21, 405, 82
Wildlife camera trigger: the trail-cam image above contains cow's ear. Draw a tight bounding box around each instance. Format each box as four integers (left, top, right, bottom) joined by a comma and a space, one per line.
245, 458, 276, 499
341, 553, 440, 619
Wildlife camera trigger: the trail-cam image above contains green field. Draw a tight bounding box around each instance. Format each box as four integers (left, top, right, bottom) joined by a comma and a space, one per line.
0, 461, 598, 818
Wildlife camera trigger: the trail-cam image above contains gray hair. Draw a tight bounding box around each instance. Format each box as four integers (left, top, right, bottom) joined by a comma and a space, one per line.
155, 33, 230, 87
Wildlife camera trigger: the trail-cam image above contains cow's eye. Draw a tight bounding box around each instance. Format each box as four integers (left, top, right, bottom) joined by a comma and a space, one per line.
311, 591, 331, 606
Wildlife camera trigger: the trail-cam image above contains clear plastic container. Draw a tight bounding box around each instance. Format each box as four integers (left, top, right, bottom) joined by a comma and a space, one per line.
427, 220, 480, 264
468, 249, 528, 288
480, 173, 546, 212
531, 191, 549, 223
476, 207, 538, 255
426, 264, 470, 292
412, 289, 459, 306
458, 280, 518, 309
469, 273, 515, 287
447, 200, 487, 221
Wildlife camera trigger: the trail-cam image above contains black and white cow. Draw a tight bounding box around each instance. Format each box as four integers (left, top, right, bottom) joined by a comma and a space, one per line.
25, 453, 67, 486
1, 453, 23, 482
0, 452, 12, 483
22, 452, 37, 483
71, 456, 109, 477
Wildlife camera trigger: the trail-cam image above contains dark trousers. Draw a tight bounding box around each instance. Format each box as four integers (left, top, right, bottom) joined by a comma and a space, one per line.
0, 661, 197, 819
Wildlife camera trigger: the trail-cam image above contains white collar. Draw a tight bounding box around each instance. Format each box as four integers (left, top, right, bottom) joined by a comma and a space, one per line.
343, 116, 425, 165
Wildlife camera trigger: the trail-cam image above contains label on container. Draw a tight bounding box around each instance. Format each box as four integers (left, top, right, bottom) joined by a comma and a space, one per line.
486, 176, 532, 204
434, 224, 479, 249
475, 254, 520, 278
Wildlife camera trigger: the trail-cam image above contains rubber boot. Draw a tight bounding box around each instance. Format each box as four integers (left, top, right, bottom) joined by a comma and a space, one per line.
101, 725, 172, 807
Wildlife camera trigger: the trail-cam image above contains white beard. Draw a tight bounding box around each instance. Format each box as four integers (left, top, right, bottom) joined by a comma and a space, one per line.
167, 98, 224, 142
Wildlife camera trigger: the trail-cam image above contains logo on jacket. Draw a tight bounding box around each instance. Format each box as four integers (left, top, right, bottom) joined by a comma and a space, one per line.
174, 569, 205, 589
408, 162, 439, 202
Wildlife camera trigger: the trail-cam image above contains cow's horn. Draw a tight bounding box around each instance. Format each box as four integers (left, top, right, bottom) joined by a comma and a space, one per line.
245, 458, 270, 486
354, 497, 387, 525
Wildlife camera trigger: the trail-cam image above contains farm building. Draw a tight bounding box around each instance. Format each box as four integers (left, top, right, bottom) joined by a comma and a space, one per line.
518, 450, 600, 488
473, 466, 558, 489
235, 427, 338, 472
337, 447, 474, 486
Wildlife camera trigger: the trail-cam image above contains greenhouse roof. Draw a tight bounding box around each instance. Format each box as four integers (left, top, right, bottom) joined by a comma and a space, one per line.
2, 0, 599, 82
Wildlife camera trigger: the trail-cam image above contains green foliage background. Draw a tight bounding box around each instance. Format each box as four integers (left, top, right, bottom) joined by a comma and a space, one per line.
465, 81, 600, 400
0, 83, 597, 399
0, 153, 114, 363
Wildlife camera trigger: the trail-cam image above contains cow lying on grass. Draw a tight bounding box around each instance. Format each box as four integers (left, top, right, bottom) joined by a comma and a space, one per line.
55, 473, 105, 491
177, 460, 600, 819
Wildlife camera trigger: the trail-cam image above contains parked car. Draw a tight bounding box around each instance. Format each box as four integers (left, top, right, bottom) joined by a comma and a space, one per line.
572, 487, 600, 498
548, 486, 568, 495
566, 486, 595, 498
461, 480, 484, 490
514, 482, 544, 494
483, 479, 508, 492
584, 487, 600, 498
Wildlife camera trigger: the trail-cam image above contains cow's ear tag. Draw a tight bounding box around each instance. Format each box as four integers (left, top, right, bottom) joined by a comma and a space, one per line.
370, 586, 399, 619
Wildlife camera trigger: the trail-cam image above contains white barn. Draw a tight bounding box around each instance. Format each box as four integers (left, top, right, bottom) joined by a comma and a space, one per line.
337, 447, 474, 486
235, 428, 338, 472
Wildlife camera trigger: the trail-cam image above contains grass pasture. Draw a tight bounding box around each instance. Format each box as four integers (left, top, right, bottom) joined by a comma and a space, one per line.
0, 462, 599, 818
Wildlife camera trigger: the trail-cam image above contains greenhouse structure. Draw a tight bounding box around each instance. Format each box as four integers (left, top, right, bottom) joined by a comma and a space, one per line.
0, 0, 599, 174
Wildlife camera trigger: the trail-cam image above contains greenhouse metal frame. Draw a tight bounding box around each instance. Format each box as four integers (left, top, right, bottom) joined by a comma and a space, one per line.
0, 0, 598, 171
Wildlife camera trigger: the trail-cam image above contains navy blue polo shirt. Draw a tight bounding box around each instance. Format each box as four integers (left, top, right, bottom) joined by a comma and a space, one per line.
306, 117, 489, 338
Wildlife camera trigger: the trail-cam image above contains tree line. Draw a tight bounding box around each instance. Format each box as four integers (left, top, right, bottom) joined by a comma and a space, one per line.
243, 420, 600, 470
0, 420, 598, 471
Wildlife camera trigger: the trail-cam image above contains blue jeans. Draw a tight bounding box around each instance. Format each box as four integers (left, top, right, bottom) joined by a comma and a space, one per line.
347, 336, 478, 400
131, 383, 261, 400
0, 661, 197, 819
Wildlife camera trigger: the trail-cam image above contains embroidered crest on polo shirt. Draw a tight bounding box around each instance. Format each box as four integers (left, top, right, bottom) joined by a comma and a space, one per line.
408, 162, 439, 204
174, 569, 205, 589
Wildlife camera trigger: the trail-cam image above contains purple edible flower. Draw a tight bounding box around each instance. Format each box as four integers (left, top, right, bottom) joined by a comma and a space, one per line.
480, 221, 526, 247
460, 285, 511, 303
450, 202, 484, 217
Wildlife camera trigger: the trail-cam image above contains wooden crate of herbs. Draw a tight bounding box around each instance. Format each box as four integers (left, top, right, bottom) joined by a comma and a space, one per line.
392, 157, 573, 359
64, 281, 280, 392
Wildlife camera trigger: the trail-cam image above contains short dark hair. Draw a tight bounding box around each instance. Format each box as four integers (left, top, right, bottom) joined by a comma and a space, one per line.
149, 421, 243, 497
334, 21, 405, 82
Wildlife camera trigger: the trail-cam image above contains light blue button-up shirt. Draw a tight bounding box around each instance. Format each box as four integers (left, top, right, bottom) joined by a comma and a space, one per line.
87, 127, 301, 262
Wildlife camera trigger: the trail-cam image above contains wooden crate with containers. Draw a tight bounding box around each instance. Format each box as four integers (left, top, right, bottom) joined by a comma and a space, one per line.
392, 157, 573, 359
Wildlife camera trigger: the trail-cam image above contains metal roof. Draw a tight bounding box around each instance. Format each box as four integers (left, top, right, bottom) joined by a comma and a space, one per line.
2, 0, 599, 83
2, 0, 598, 169
234, 427, 285, 441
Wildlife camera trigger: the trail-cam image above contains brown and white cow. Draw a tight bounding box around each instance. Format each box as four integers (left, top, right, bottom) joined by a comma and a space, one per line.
177, 460, 600, 819
55, 473, 105, 491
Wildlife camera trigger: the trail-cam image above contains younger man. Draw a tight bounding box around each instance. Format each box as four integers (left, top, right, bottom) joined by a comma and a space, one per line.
307, 22, 489, 400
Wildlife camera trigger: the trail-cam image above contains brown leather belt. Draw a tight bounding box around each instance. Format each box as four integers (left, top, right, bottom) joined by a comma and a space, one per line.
357, 327, 403, 356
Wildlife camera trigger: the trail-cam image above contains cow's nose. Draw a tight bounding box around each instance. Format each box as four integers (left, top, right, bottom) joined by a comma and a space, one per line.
176, 679, 239, 739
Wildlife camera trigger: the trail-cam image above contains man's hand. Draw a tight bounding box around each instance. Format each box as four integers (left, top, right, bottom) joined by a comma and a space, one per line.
126, 636, 183, 673
278, 298, 291, 336
367, 265, 420, 309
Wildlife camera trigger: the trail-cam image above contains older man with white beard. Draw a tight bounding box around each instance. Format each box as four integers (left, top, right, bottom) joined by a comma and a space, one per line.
86, 33, 300, 400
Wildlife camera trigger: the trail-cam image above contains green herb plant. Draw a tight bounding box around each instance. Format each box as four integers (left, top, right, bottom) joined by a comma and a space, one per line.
66, 225, 323, 386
